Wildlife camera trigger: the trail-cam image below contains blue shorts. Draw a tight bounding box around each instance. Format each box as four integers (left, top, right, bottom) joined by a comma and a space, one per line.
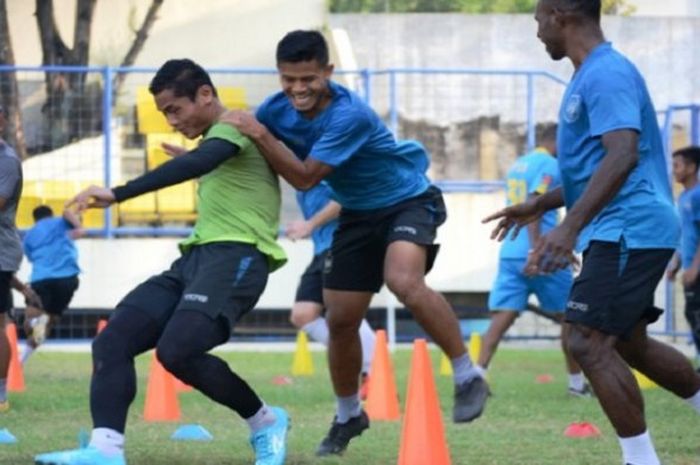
488, 258, 573, 313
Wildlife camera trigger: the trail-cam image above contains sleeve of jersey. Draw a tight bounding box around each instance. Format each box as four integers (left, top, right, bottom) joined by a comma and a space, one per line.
692, 190, 700, 224
309, 108, 373, 167
531, 160, 559, 195
585, 66, 641, 137
0, 157, 20, 199
112, 138, 239, 202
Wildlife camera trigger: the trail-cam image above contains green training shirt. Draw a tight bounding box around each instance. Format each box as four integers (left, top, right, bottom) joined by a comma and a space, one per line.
179, 122, 286, 271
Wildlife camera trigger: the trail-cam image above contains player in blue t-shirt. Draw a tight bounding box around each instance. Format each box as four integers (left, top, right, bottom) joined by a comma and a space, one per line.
667, 146, 700, 370
20, 205, 83, 365
287, 182, 376, 397
221, 30, 488, 456
485, 2, 700, 464
481, 127, 590, 397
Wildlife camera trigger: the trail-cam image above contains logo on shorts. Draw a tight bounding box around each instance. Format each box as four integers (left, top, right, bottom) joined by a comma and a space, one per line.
184, 293, 209, 303
564, 94, 582, 123
567, 300, 588, 312
394, 225, 417, 235
323, 254, 333, 273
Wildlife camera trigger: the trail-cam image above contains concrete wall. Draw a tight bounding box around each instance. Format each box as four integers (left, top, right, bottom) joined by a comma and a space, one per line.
330, 14, 700, 119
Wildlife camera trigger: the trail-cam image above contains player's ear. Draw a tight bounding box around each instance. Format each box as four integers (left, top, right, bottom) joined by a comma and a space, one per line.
197, 85, 215, 104
323, 63, 334, 79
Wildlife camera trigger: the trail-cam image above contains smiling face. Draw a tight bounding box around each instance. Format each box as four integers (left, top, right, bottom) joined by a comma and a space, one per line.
535, 0, 567, 61
277, 59, 333, 118
153, 86, 215, 139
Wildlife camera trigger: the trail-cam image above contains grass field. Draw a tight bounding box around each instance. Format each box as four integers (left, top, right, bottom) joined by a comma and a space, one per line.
0, 346, 698, 465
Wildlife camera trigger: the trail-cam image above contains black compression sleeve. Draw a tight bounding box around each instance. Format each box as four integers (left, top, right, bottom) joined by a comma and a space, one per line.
112, 138, 239, 202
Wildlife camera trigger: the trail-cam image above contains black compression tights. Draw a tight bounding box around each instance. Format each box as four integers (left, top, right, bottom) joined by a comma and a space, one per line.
90, 307, 263, 432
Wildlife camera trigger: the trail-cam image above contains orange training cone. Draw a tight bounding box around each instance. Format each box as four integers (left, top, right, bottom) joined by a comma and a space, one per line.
397, 339, 451, 465
5, 323, 25, 392
143, 352, 181, 422
365, 330, 400, 421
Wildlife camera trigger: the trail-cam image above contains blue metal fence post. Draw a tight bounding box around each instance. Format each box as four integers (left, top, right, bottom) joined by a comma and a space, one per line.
389, 70, 398, 137
526, 74, 536, 152
361, 68, 372, 105
102, 66, 113, 238
691, 104, 700, 145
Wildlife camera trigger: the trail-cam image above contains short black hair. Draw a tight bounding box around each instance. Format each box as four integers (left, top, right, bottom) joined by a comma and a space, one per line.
548, 0, 601, 21
32, 205, 53, 222
673, 146, 700, 173
539, 124, 558, 143
276, 30, 329, 66
149, 59, 217, 101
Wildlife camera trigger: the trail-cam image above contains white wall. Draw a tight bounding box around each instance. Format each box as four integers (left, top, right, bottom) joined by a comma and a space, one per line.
630, 0, 700, 16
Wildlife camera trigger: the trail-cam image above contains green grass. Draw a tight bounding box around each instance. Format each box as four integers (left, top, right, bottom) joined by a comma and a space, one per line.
0, 347, 698, 464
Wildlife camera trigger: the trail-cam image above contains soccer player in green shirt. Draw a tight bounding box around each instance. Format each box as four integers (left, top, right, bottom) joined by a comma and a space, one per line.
35, 59, 289, 465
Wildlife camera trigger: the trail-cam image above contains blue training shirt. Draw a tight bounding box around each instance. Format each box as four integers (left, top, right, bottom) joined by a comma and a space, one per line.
500, 148, 560, 259
557, 42, 679, 251
678, 184, 700, 269
256, 80, 431, 210
23, 217, 80, 282
296, 182, 338, 256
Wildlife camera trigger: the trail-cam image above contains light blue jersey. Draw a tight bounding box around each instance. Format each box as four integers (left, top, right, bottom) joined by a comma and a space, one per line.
500, 148, 560, 259
256, 80, 430, 210
296, 183, 338, 256
679, 184, 700, 269
23, 217, 80, 282
557, 42, 679, 251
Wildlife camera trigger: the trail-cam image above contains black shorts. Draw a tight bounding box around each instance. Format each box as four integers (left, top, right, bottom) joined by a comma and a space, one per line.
0, 271, 12, 314
683, 280, 700, 343
324, 185, 447, 293
30, 275, 79, 315
295, 251, 326, 304
117, 242, 269, 331
565, 240, 673, 338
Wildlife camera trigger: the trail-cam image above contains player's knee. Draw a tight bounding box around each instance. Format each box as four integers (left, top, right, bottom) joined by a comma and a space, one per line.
566, 325, 597, 365
155, 342, 190, 377
326, 310, 360, 336
92, 327, 127, 369
386, 274, 424, 305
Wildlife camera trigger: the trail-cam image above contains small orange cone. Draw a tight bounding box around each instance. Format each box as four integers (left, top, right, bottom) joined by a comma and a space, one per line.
397, 339, 451, 465
5, 323, 25, 392
143, 352, 181, 422
365, 330, 400, 421
96, 319, 108, 335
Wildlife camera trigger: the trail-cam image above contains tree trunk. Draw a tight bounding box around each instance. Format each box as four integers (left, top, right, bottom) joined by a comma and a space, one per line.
0, 0, 28, 159
112, 0, 165, 104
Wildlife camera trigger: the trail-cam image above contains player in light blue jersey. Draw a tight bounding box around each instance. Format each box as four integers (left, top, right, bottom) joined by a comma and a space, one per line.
222, 30, 488, 456
667, 146, 700, 371
286, 183, 376, 398
480, 127, 590, 397
485, 2, 700, 464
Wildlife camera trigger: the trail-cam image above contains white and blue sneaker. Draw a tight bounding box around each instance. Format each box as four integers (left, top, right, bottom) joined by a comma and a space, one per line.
34, 445, 125, 465
249, 406, 290, 465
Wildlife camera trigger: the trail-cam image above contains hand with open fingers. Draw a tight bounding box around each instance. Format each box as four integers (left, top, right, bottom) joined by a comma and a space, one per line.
161, 142, 187, 157
524, 224, 577, 275
22, 285, 43, 309
219, 110, 266, 139
285, 220, 313, 241
482, 196, 542, 242
66, 185, 116, 211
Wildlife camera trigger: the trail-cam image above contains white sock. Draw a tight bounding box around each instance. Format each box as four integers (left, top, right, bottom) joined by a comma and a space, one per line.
336, 394, 361, 424
474, 364, 487, 378
618, 430, 660, 465
568, 372, 585, 391
359, 319, 375, 374
302, 317, 329, 345
685, 389, 700, 414
245, 403, 276, 433
452, 353, 478, 385
89, 428, 124, 456
21, 345, 35, 365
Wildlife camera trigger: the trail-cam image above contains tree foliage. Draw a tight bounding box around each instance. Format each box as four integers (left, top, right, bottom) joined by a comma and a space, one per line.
329, 0, 635, 14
